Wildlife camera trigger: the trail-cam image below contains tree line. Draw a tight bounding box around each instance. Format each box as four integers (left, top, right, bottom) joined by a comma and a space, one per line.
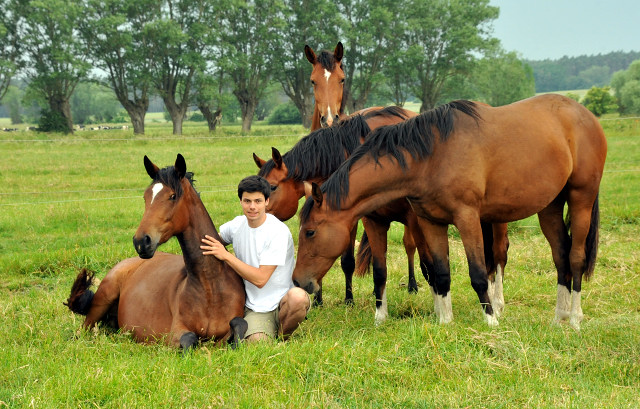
1, 0, 538, 134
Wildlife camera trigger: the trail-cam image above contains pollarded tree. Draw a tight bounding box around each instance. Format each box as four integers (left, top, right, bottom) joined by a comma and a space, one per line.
19, 0, 91, 133
0, 0, 25, 101
145, 0, 221, 135
404, 0, 498, 112
80, 0, 158, 134
220, 0, 286, 132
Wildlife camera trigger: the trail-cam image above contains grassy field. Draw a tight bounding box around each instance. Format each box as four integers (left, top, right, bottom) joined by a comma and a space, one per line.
0, 117, 639, 408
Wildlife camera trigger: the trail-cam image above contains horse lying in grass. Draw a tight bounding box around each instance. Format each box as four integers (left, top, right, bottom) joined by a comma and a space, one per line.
66, 154, 247, 350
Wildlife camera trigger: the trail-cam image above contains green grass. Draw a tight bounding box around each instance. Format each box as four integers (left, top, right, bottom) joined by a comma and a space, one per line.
1, 119, 639, 408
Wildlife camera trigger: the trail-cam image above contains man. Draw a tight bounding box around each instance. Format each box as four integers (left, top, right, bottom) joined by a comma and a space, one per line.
201, 175, 310, 342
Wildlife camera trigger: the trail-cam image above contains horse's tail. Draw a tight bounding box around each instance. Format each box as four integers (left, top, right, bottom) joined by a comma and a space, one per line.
565, 194, 600, 280
355, 230, 372, 277
583, 194, 600, 280
64, 268, 95, 315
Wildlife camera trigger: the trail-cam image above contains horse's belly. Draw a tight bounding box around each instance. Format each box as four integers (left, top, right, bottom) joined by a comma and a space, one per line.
118, 254, 185, 343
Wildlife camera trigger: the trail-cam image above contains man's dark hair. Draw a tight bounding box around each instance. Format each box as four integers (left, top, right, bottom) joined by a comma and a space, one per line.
237, 175, 271, 200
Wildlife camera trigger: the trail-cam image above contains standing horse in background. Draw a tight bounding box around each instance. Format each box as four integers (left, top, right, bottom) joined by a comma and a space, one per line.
294, 94, 606, 329
305, 42, 346, 130
254, 106, 509, 324
66, 154, 247, 349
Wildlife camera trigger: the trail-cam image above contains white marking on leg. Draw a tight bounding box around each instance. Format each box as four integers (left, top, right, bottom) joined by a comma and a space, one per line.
429, 286, 440, 317
438, 292, 453, 324
324, 69, 331, 82
485, 311, 499, 327
569, 290, 583, 330
494, 265, 505, 316
555, 284, 571, 322
375, 287, 388, 325
150, 183, 163, 204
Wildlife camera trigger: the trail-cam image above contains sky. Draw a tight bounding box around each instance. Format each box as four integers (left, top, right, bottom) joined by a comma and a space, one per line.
488, 0, 640, 60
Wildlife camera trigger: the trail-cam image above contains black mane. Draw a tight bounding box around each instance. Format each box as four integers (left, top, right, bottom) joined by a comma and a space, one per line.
152, 167, 196, 198
302, 100, 481, 218
316, 50, 338, 72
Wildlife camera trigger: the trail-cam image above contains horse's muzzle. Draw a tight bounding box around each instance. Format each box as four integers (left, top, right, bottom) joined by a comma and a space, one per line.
133, 234, 157, 259
293, 279, 317, 295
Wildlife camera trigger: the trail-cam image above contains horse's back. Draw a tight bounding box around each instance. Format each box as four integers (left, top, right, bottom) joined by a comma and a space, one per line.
117, 252, 186, 343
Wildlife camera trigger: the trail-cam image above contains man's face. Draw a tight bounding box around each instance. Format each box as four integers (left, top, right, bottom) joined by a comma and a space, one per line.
241, 191, 269, 226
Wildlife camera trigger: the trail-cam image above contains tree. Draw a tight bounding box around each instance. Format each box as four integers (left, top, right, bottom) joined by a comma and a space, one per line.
80, 0, 158, 134
0, 0, 24, 101
19, 0, 90, 133
71, 82, 122, 124
581, 86, 618, 117
336, 0, 398, 112
611, 60, 640, 115
270, 0, 341, 128
192, 69, 235, 132
221, 0, 286, 132
404, 0, 498, 112
470, 50, 535, 107
4, 85, 23, 124
145, 0, 220, 135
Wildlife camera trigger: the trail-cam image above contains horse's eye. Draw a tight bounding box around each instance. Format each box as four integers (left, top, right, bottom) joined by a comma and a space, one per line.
310, 80, 316, 86
169, 193, 176, 201
340, 78, 345, 84
271, 185, 277, 192
305, 230, 315, 238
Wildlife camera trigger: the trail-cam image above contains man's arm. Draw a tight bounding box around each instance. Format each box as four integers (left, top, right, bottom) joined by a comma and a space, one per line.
200, 235, 276, 288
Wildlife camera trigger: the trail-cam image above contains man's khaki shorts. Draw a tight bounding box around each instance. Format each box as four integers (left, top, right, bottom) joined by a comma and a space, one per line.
244, 307, 280, 338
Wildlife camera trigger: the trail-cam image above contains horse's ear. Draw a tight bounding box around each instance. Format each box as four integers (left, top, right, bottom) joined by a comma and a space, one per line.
175, 154, 187, 179
144, 155, 159, 180
303, 181, 313, 199
304, 44, 316, 64
253, 153, 266, 169
311, 182, 323, 207
334, 42, 343, 62
271, 147, 283, 169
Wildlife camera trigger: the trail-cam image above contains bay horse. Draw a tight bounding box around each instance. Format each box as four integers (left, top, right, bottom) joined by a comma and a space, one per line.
305, 42, 346, 130
254, 106, 509, 324
65, 154, 247, 350
294, 94, 606, 329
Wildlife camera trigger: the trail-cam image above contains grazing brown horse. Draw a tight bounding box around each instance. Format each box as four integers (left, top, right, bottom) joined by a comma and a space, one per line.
294, 94, 606, 329
254, 106, 509, 324
305, 42, 346, 130
65, 154, 247, 349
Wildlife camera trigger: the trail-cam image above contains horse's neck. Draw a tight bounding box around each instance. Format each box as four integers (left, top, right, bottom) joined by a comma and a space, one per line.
337, 156, 416, 220
310, 105, 322, 131
177, 193, 226, 280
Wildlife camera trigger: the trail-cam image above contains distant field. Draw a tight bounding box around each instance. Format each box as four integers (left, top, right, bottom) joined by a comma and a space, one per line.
0, 115, 638, 407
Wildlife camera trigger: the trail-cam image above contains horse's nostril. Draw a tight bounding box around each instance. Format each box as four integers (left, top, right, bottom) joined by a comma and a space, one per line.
293, 280, 300, 288
144, 235, 151, 246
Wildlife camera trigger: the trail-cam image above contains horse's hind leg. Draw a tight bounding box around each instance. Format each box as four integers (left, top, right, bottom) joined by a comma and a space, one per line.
339, 225, 358, 305
537, 196, 572, 324
362, 217, 391, 325
490, 223, 509, 317
82, 274, 122, 330
403, 222, 419, 294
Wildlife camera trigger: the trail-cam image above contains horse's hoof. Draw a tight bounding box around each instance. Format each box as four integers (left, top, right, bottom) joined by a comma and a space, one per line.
485, 313, 499, 327
344, 298, 354, 306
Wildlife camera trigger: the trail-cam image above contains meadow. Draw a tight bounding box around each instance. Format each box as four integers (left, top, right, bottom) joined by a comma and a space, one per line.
0, 114, 639, 408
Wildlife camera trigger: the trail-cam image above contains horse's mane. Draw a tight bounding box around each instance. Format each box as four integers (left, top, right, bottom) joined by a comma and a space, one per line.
301, 100, 480, 219
258, 106, 414, 183
152, 166, 197, 198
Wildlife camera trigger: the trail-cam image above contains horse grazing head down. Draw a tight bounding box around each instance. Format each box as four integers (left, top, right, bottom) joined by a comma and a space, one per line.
305, 41, 345, 128
133, 154, 195, 259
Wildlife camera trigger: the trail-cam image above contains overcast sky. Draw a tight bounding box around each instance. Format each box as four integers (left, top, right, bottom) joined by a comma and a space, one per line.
488, 0, 640, 60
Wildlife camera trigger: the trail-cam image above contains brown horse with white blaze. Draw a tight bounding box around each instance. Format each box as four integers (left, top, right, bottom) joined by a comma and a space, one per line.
305, 42, 346, 130
294, 94, 606, 329
65, 154, 247, 350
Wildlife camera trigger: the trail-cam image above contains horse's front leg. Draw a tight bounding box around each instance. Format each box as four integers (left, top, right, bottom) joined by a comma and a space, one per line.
340, 224, 358, 305
417, 218, 452, 324
362, 217, 391, 325
455, 212, 497, 326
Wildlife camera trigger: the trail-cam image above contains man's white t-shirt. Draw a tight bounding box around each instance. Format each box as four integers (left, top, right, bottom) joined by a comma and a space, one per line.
218, 213, 295, 312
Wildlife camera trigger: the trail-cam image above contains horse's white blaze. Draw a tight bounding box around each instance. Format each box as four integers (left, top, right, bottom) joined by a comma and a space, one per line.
151, 183, 164, 204
326, 106, 333, 125
324, 68, 331, 82
374, 287, 388, 325
555, 284, 571, 321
